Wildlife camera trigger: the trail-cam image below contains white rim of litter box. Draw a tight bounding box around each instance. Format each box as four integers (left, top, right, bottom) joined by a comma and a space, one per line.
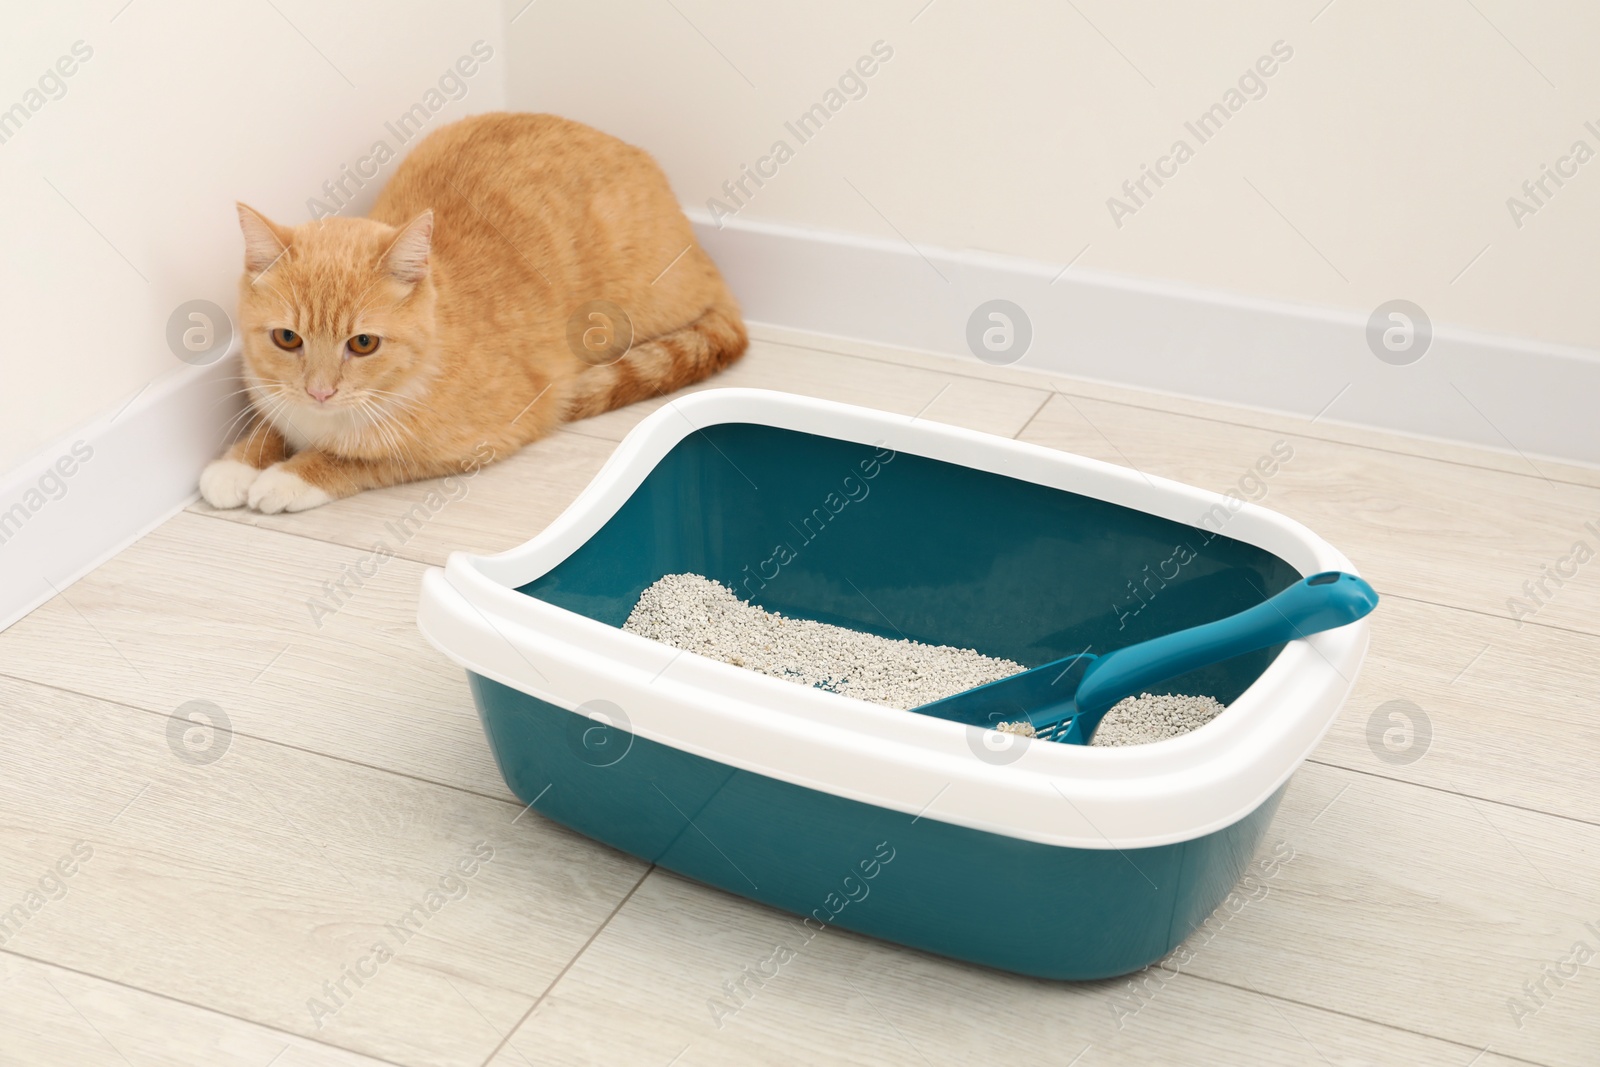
418, 388, 1369, 850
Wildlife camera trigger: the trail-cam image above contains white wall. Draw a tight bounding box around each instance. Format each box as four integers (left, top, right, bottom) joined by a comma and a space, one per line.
506, 0, 1600, 356
0, 0, 506, 472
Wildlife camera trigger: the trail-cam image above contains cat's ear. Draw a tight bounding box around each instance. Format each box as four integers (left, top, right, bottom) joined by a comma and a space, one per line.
236, 203, 292, 275
381, 211, 433, 285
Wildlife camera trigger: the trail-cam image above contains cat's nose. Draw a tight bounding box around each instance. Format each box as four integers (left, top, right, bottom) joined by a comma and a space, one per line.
306, 384, 337, 403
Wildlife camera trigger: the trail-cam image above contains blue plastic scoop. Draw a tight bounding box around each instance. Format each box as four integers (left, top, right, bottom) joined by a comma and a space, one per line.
914, 570, 1378, 745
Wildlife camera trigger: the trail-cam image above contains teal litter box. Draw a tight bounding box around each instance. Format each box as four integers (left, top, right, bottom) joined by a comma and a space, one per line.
417, 388, 1369, 980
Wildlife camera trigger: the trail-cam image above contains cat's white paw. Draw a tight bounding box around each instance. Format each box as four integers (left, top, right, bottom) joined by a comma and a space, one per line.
199, 459, 261, 509
247, 464, 333, 514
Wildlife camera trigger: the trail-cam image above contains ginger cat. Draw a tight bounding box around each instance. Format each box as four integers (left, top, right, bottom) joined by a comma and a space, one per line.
201, 112, 747, 513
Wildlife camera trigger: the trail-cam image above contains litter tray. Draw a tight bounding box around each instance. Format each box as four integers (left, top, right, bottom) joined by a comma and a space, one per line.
417, 388, 1369, 980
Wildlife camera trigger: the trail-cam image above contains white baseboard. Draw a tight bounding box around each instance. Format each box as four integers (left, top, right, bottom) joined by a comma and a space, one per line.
690, 210, 1600, 470
0, 353, 243, 632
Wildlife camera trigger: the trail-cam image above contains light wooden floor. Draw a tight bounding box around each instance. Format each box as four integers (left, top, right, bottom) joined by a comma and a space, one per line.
2, 324, 1596, 1067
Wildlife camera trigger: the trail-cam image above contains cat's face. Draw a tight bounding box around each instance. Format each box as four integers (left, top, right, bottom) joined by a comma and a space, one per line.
234, 205, 437, 427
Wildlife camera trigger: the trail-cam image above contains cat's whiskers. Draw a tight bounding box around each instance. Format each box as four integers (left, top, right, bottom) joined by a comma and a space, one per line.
361, 384, 422, 401
239, 388, 293, 461
219, 404, 261, 444
341, 393, 387, 448
221, 377, 280, 442
208, 374, 264, 405
357, 401, 405, 473
222, 381, 281, 447
360, 388, 427, 422
211, 385, 269, 411
356, 386, 428, 434
359, 387, 421, 409
378, 415, 413, 474
356, 395, 425, 478
350, 397, 386, 452
368, 400, 417, 468
220, 384, 265, 432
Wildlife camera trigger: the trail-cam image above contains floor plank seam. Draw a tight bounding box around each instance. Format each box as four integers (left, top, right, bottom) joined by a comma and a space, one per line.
1182, 971, 1555, 1067
1380, 589, 1600, 641
556, 423, 626, 446
0, 671, 525, 813
180, 506, 479, 571
751, 332, 1600, 491
1301, 756, 1600, 832
1010, 392, 1056, 441
476, 864, 657, 1067
0, 945, 414, 1067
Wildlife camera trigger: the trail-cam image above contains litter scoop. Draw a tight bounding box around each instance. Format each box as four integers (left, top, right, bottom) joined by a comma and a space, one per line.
914, 571, 1378, 745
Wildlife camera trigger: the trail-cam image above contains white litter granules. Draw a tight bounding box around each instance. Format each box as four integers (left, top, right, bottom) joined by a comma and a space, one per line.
996, 691, 1227, 746
1081, 691, 1227, 747
623, 574, 1024, 710
622, 574, 1227, 747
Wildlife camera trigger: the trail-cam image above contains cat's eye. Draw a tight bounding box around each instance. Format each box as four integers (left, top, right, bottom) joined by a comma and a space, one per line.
347, 334, 381, 356
271, 328, 303, 351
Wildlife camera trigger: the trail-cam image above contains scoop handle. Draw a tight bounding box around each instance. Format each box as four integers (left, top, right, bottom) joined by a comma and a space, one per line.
1066, 570, 1378, 736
